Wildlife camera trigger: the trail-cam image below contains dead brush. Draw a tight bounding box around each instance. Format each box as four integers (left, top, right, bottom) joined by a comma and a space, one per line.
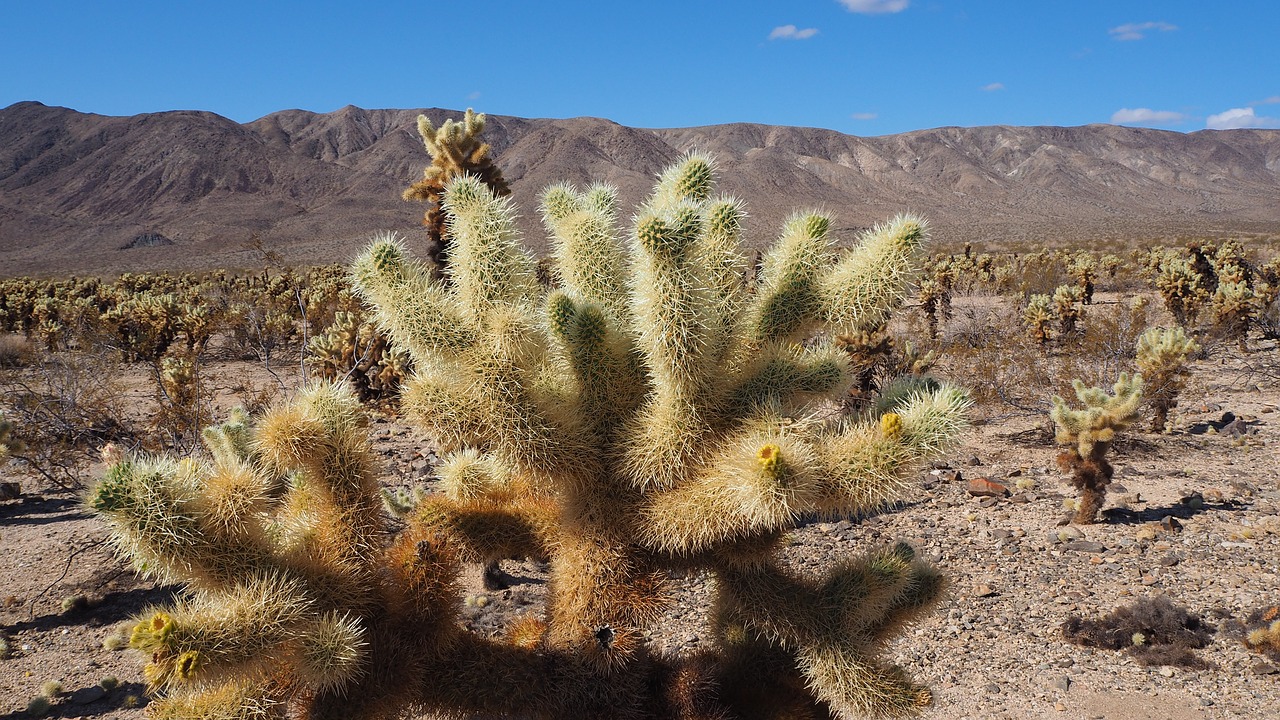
1062, 595, 1215, 667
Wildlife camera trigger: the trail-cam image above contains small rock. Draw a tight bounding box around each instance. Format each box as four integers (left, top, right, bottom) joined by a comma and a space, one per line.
1252, 662, 1279, 675
1008, 493, 1031, 504
1159, 667, 1175, 677
972, 584, 998, 598
1055, 702, 1067, 712
1063, 541, 1106, 553
1159, 516, 1183, 532
984, 683, 1002, 694
1051, 676, 1071, 692
1158, 553, 1181, 567
930, 468, 961, 483
978, 496, 1000, 508
968, 456, 983, 466
967, 478, 1010, 497
71, 686, 108, 704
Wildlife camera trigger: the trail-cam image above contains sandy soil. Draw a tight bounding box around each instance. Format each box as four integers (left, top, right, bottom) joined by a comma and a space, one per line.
1, 342, 1278, 720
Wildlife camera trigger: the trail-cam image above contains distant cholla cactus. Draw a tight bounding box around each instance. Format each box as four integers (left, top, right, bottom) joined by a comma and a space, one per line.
1135, 327, 1198, 433
1154, 255, 1210, 327
1066, 253, 1097, 304
1024, 293, 1054, 346
307, 310, 412, 403
1051, 285, 1085, 336
91, 154, 970, 719
1050, 374, 1144, 524
1210, 280, 1257, 352
403, 108, 511, 281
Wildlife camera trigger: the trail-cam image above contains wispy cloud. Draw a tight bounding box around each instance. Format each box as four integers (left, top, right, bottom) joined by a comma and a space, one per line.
1206, 107, 1280, 130
1111, 108, 1187, 125
980, 82, 1005, 92
466, 91, 482, 101
837, 0, 909, 15
851, 112, 878, 120
1256, 96, 1280, 106
769, 25, 819, 41
1109, 21, 1177, 41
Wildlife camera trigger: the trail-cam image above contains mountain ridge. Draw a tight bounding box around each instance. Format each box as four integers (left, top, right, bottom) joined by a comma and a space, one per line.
2, 100, 1277, 276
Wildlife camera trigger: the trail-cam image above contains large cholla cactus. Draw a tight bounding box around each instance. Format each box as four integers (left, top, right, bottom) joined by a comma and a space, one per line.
1050, 374, 1143, 524
91, 155, 969, 719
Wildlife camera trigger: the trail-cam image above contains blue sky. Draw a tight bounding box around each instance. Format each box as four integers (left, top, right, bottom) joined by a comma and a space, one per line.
3, 1, 1277, 135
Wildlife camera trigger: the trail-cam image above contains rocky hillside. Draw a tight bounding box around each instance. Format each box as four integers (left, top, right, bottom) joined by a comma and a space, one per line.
2, 101, 1278, 276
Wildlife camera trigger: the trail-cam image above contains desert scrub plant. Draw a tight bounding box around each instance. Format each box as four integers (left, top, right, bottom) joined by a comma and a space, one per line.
1062, 595, 1214, 667
403, 108, 511, 281
1135, 326, 1199, 433
1050, 373, 1143, 524
91, 154, 969, 720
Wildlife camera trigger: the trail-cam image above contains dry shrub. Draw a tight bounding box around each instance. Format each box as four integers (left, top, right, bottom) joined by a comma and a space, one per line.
1062, 595, 1214, 667
0, 348, 135, 491
0, 333, 34, 368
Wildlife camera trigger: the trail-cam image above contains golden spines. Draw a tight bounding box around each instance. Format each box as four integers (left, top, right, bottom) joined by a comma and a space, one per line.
742, 211, 833, 343
819, 214, 928, 334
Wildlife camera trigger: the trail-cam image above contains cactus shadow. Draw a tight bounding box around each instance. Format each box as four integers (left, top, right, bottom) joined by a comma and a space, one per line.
0, 494, 88, 527
5, 585, 178, 635
1099, 500, 1219, 526
0, 681, 149, 719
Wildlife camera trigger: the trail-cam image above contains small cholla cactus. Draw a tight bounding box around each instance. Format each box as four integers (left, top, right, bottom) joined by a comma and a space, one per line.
91, 154, 970, 719
1024, 293, 1054, 346
1135, 326, 1199, 432
1050, 373, 1144, 524
1243, 605, 1280, 661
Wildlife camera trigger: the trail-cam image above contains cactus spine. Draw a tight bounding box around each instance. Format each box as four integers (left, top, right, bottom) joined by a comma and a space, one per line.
92, 154, 969, 719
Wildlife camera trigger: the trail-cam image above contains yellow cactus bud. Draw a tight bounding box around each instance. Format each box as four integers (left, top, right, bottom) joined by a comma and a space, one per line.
175, 650, 201, 680
757, 444, 782, 475
881, 412, 903, 440
131, 611, 175, 651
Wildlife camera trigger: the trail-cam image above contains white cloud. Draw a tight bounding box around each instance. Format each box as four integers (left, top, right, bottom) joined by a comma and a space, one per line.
1110, 108, 1187, 125
1109, 21, 1177, 41
769, 24, 819, 41
466, 91, 482, 101
981, 82, 1005, 92
1206, 107, 1280, 130
1257, 96, 1280, 105
851, 112, 878, 120
837, 0, 909, 14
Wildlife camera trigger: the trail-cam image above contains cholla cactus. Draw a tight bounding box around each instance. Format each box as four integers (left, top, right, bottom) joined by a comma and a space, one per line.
1210, 280, 1256, 352
91, 155, 969, 719
1052, 285, 1085, 336
307, 311, 412, 403
1066, 254, 1097, 305
1024, 293, 1054, 345
403, 108, 511, 281
1050, 374, 1144, 524
1154, 255, 1209, 327
1135, 327, 1199, 432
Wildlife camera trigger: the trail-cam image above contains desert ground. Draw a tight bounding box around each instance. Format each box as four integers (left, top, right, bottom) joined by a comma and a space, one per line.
1, 286, 1279, 720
